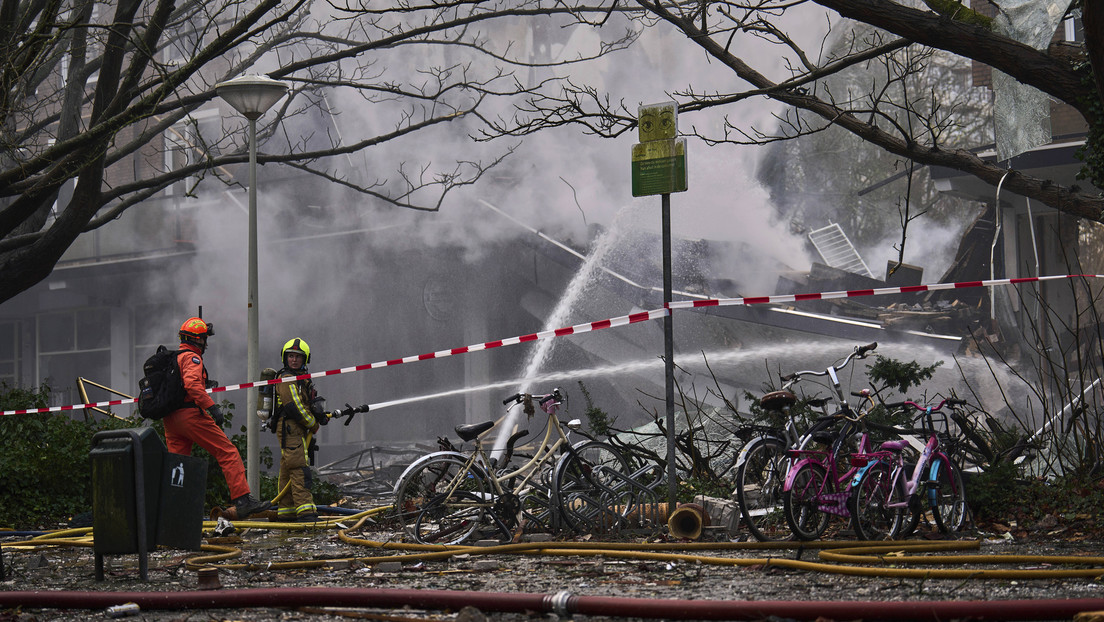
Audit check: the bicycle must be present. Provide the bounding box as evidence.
[391,388,635,544]
[848,397,969,540]
[775,342,881,540]
[732,389,834,541]
[733,343,881,541]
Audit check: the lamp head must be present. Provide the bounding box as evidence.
[215,75,288,120]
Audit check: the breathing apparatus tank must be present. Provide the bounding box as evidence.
[258,367,277,425]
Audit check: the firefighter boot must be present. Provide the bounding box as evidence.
[232,494,272,518]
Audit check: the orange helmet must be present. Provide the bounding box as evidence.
[179,317,214,350]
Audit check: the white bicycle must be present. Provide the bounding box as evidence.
[391,389,636,544]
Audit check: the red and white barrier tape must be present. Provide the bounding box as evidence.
[4,273,1099,415]
[667,273,1100,309]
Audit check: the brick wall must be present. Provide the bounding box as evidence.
[969,0,999,88]
[968,0,1087,140]
[1052,100,1089,138]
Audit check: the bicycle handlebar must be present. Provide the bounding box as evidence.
[881,397,969,437]
[779,342,878,383]
[891,397,968,413]
[502,388,564,406]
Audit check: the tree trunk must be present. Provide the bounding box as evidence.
[1084,1,1104,110]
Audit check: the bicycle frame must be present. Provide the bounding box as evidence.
[904,434,943,504]
[784,426,872,516]
[475,399,575,497]
[735,398,823,464]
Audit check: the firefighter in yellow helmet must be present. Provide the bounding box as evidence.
[272,337,328,522]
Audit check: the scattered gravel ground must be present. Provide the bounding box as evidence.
[4,513,1104,622]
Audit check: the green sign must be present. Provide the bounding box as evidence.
[631,138,687,197]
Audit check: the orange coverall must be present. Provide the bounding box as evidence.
[162,342,250,500]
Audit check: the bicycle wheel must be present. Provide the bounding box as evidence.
[783,462,830,541]
[392,453,493,544]
[736,436,793,541]
[930,456,968,534]
[412,488,488,545]
[849,461,903,540]
[552,440,633,534]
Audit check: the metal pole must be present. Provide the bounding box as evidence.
[246,116,260,494]
[662,193,676,509]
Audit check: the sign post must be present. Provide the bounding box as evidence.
[631,102,688,511]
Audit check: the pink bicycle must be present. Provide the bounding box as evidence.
[780,410,876,540]
[779,343,880,540]
[848,398,969,540]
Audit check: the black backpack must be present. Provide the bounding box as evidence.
[137,345,191,420]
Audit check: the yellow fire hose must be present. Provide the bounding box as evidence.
[7,507,1104,581]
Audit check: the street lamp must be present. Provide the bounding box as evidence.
[215,75,288,494]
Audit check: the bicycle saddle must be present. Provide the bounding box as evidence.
[759,390,797,411]
[455,420,494,441]
[879,439,910,452]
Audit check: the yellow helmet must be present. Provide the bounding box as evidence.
[282,337,311,365]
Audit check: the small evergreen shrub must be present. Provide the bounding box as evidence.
[0,382,129,528]
[0,385,296,528]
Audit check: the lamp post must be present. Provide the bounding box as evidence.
[215,75,288,494]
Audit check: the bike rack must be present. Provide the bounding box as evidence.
[613,463,666,533]
[559,463,666,536]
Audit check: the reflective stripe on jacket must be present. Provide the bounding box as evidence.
[275,371,317,430]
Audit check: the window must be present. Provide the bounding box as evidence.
[1064,9,1083,43]
[37,309,111,407]
[165,111,220,197]
[0,321,18,386]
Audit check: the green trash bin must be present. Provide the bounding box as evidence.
[90,427,164,556]
[90,427,209,580]
[156,452,207,551]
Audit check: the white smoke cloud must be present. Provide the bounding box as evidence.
[146,6,882,454]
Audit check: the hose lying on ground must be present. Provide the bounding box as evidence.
[3,587,1104,621]
[6,508,1104,620]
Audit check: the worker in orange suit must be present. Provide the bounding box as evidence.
[162,317,271,519]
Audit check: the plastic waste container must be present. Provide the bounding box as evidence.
[90,427,164,556]
[156,452,207,550]
[90,427,207,580]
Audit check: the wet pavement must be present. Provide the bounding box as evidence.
[4,512,1104,621]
